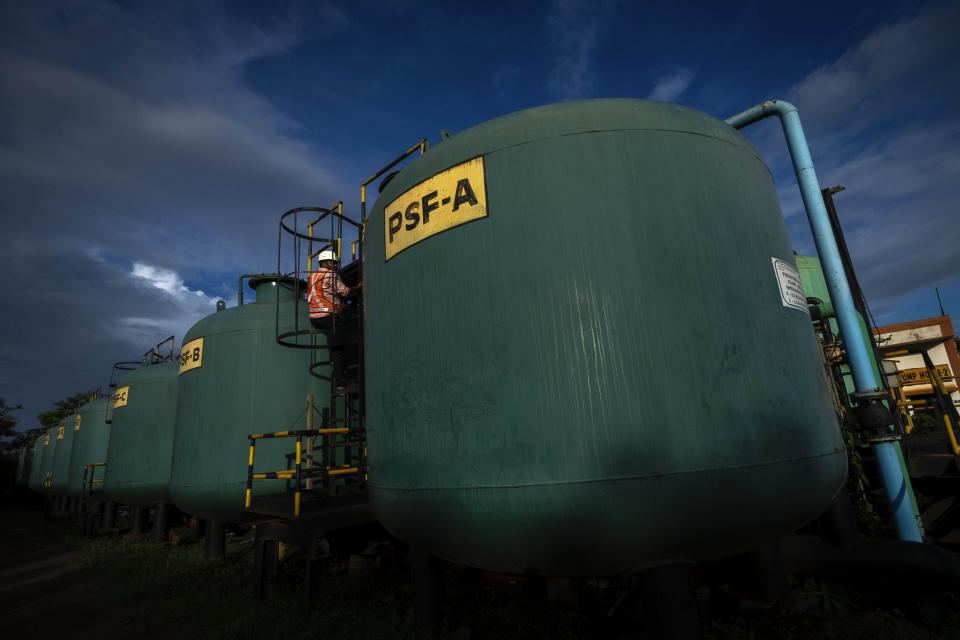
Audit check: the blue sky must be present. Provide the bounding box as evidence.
[1,0,958,425]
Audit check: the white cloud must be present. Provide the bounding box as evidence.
[762,4,960,323]
[123,262,218,348]
[789,4,959,141]
[545,0,617,100]
[131,262,212,301]
[647,68,695,102]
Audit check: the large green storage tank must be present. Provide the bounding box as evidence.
[28,436,45,491]
[104,361,178,506]
[66,397,112,497]
[38,427,57,492]
[170,276,327,523]
[49,416,76,494]
[363,99,847,576]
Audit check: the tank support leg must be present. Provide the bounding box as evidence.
[817,489,859,547]
[84,502,99,537]
[101,501,117,532]
[254,539,279,601]
[152,502,172,542]
[747,542,790,603]
[205,520,226,559]
[411,550,444,638]
[640,563,701,640]
[131,506,149,535]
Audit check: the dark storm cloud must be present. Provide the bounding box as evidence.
[0,2,345,424]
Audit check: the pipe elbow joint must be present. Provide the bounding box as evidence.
[725,99,799,129]
[759,99,798,118]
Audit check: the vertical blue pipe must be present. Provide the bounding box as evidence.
[725,100,923,543]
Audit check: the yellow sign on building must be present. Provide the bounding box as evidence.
[898,364,952,386]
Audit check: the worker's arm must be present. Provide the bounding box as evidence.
[333,274,351,297]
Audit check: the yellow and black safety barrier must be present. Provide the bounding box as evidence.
[245,427,365,518]
[82,462,106,495]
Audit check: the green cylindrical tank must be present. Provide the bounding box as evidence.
[28,436,45,491]
[66,398,112,497]
[17,445,34,486]
[38,427,58,493]
[49,416,77,494]
[170,276,326,523]
[104,361,178,506]
[364,99,847,576]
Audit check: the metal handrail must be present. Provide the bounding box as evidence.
[244,426,365,518]
[144,336,175,363]
[359,138,427,222]
[82,462,106,495]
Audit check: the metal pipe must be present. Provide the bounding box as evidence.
[725,99,923,543]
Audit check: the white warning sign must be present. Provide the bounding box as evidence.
[772,258,809,313]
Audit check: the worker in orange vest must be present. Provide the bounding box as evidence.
[308,250,360,381]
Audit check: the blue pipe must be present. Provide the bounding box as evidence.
[725,100,923,543]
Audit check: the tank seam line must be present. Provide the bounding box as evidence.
[368,446,846,492]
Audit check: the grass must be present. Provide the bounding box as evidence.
[73,531,414,639]
[66,530,960,640]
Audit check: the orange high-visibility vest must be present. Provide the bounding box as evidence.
[308,269,344,318]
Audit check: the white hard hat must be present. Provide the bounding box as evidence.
[317,250,338,263]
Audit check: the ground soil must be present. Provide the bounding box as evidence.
[0,504,176,639]
[2,500,959,639]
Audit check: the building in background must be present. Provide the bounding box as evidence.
[875,315,959,408]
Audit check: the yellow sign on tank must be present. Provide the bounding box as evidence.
[384,156,488,261]
[74,415,81,431]
[179,337,204,375]
[56,426,64,440]
[113,386,130,408]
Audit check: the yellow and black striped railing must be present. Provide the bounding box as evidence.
[245,428,365,518]
[82,462,106,495]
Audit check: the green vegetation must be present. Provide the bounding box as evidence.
[66,531,960,640]
[73,531,415,640]
[0,397,23,453]
[0,390,96,453]
[37,390,96,430]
